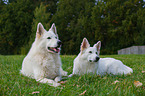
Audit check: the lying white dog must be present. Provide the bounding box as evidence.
[21,23,67,87]
[70,38,133,76]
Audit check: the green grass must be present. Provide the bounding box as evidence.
[0,55,144,96]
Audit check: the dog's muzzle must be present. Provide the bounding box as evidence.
[94,57,100,62]
[89,57,100,62]
[47,40,62,53]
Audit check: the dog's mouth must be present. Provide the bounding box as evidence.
[48,47,60,53]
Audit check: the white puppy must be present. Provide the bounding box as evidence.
[21,23,67,87]
[70,38,133,76]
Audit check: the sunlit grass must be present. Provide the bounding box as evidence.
[0,55,144,95]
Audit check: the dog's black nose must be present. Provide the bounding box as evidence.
[96,57,100,61]
[89,60,92,62]
[57,40,62,46]
[95,57,100,62]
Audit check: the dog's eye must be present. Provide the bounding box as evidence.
[89,51,92,53]
[96,52,98,54]
[55,37,57,39]
[47,37,51,39]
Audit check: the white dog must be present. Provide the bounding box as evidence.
[70,38,133,76]
[21,23,67,87]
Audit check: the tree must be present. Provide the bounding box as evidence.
[0,0,58,55]
[0,0,144,55]
[53,0,95,54]
[0,0,35,54]
[91,0,145,54]
[134,7,145,45]
[0,0,5,9]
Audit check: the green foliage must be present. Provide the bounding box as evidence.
[0,55,144,95]
[53,0,145,55]
[23,3,51,54]
[0,0,145,55]
[53,0,96,54]
[23,1,58,55]
[32,3,51,34]
[0,0,6,12]
[0,0,35,55]
[91,0,145,54]
[134,8,145,45]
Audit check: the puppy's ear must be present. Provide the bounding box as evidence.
[81,38,90,51]
[93,41,101,55]
[36,23,45,38]
[49,23,58,36]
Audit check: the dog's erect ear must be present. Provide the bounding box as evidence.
[93,41,101,55]
[81,38,90,51]
[36,23,45,38]
[49,23,58,36]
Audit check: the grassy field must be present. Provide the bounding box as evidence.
[0,55,144,96]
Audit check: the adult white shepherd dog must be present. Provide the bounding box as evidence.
[69,38,133,77]
[21,23,67,87]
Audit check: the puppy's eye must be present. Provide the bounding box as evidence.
[89,51,92,53]
[55,37,57,39]
[96,52,98,54]
[47,37,51,39]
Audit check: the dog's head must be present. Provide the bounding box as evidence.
[80,38,101,63]
[36,23,61,54]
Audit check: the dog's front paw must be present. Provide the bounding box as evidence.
[53,82,61,87]
[61,70,68,76]
[63,71,68,76]
[54,77,61,82]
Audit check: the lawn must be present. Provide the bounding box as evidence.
[0,55,144,96]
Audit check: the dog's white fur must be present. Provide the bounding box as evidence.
[21,23,67,87]
[70,38,133,76]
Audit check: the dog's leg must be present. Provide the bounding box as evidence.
[37,78,60,87]
[60,67,68,76]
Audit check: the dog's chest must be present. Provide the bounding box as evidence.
[38,55,60,79]
[85,63,97,73]
[79,61,97,74]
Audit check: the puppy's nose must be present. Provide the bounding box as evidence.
[95,57,100,62]
[57,40,62,46]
